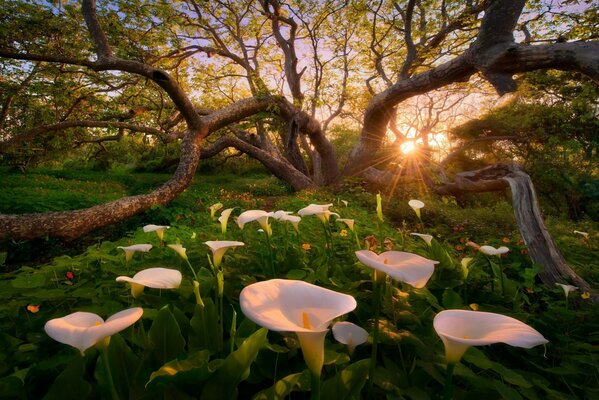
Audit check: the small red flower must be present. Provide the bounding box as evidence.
[521,249,529,255]
[456,245,464,251]
[66,271,74,280]
[502,237,510,243]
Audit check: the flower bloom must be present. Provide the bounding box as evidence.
[433,310,547,364]
[460,257,474,279]
[143,225,170,241]
[581,292,591,299]
[479,245,509,256]
[279,214,301,232]
[205,240,245,267]
[27,304,40,313]
[208,203,223,219]
[376,193,384,222]
[237,210,272,236]
[355,250,438,288]
[555,283,578,298]
[466,240,480,251]
[410,233,433,246]
[45,308,143,353]
[332,321,368,353]
[298,204,338,224]
[573,230,589,239]
[167,244,188,260]
[408,199,425,218]
[336,218,355,232]
[116,268,182,297]
[218,208,235,234]
[66,271,74,280]
[269,210,293,220]
[302,243,311,251]
[117,244,152,262]
[239,279,356,377]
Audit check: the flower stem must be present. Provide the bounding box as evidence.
[185,259,198,281]
[368,271,383,397]
[102,349,120,400]
[310,370,321,400]
[443,363,455,400]
[265,234,276,277]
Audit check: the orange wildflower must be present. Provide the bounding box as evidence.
[27,304,40,313]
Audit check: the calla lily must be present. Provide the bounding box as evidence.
[117,244,152,262]
[205,240,245,267]
[332,321,369,353]
[337,218,355,232]
[116,268,182,297]
[237,210,272,236]
[433,310,548,364]
[555,283,578,298]
[167,244,188,260]
[341,200,348,207]
[355,250,438,288]
[479,245,509,256]
[408,199,424,218]
[143,224,170,241]
[239,279,356,377]
[280,214,301,232]
[461,257,474,279]
[269,210,293,220]
[410,232,433,246]
[45,308,143,353]
[218,208,235,234]
[209,202,223,219]
[573,230,589,239]
[376,193,384,222]
[298,204,338,224]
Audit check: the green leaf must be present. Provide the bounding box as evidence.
[148,305,186,367]
[429,240,455,270]
[12,272,47,289]
[286,269,306,279]
[321,358,370,400]
[253,370,310,399]
[464,348,532,388]
[442,288,463,309]
[43,356,91,400]
[189,300,223,354]
[95,334,140,400]
[201,328,268,400]
[147,350,212,388]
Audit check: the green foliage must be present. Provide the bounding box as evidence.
[0,170,598,399]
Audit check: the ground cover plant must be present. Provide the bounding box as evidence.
[1,169,598,400]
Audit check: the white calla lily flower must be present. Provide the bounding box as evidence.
[336,218,355,232]
[167,244,188,260]
[555,283,578,298]
[237,210,272,236]
[116,267,182,297]
[44,308,143,353]
[479,245,509,256]
[205,240,245,267]
[279,214,301,232]
[355,250,438,288]
[143,224,170,241]
[218,208,235,234]
[408,199,425,218]
[573,230,589,239]
[298,203,337,224]
[332,321,369,353]
[433,310,548,364]
[117,244,152,262]
[270,210,293,220]
[410,232,433,246]
[208,203,223,219]
[240,279,356,377]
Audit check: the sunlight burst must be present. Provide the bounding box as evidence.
[400,141,416,154]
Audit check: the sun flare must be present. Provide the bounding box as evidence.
[400,141,416,154]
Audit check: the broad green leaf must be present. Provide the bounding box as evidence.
[442,288,463,309]
[429,240,454,270]
[321,358,370,400]
[12,272,47,289]
[43,356,91,400]
[189,300,223,354]
[464,348,532,388]
[253,370,310,400]
[147,350,212,388]
[286,269,306,279]
[201,328,268,400]
[95,334,140,400]
[148,305,186,367]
